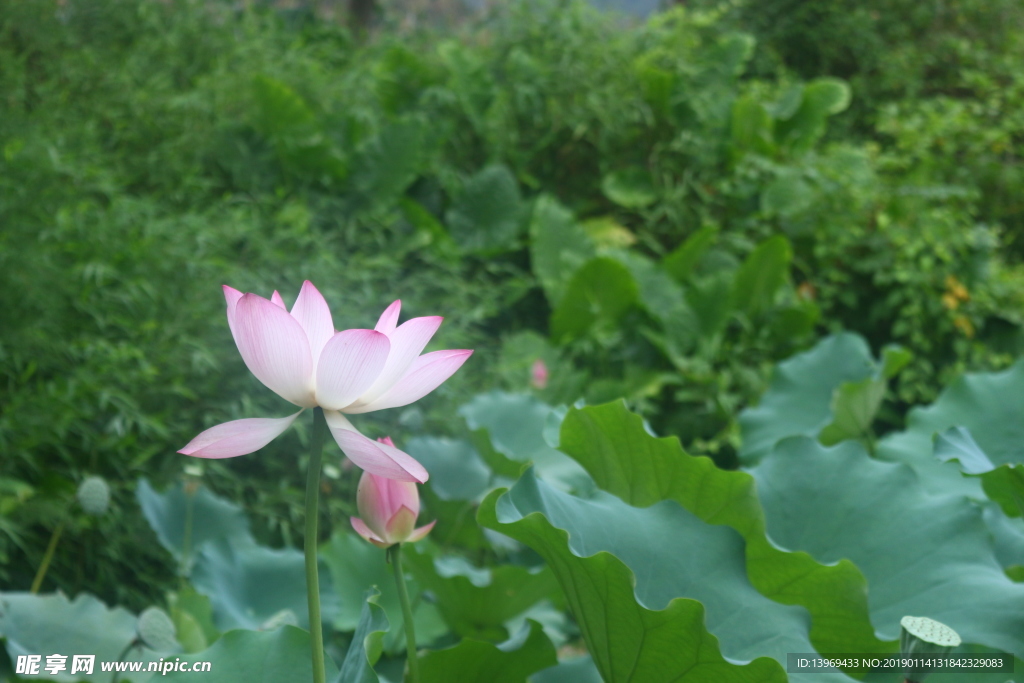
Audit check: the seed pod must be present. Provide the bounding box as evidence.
[899,616,961,683]
[136,607,178,652]
[76,476,110,516]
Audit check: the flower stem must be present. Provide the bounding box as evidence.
[31,517,66,593]
[181,484,195,583]
[389,544,420,683]
[305,408,328,683]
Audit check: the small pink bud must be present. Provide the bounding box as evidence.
[531,359,549,389]
[350,446,435,548]
[377,436,396,447]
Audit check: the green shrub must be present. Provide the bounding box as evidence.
[2,0,1023,606]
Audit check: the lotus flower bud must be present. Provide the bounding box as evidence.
[350,437,435,548]
[76,476,110,516]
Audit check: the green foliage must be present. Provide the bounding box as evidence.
[731,235,792,315]
[935,427,1024,519]
[403,547,560,640]
[7,366,1024,679]
[750,438,1024,654]
[550,258,639,344]
[0,592,170,682]
[479,474,791,683]
[191,539,312,632]
[321,532,447,654]
[739,333,876,462]
[459,391,588,490]
[136,479,250,575]
[558,401,883,658]
[417,620,557,683]
[710,0,1024,331]
[334,589,389,683]
[162,626,339,683]
[445,165,525,253]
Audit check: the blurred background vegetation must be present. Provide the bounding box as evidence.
[2,0,1023,614]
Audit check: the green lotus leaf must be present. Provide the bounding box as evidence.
[608,250,687,323]
[480,468,820,683]
[319,532,446,653]
[738,333,876,463]
[405,436,492,501]
[935,427,1024,518]
[887,359,1024,467]
[984,465,1024,519]
[878,360,1024,500]
[0,592,187,681]
[190,537,321,632]
[333,589,389,683]
[459,391,588,492]
[403,545,560,639]
[503,600,571,650]
[136,607,180,653]
[818,375,887,446]
[750,437,1024,654]
[559,401,883,658]
[982,504,1024,570]
[168,588,219,654]
[418,620,557,683]
[136,478,251,570]
[161,626,338,683]
[935,426,995,474]
[635,61,675,118]
[530,655,603,683]
[251,74,316,135]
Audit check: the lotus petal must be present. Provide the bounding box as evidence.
[374,300,401,336]
[324,411,428,482]
[352,316,443,407]
[232,293,316,407]
[178,411,303,459]
[347,349,473,413]
[290,280,334,367]
[350,517,389,548]
[223,285,244,311]
[385,506,417,542]
[223,285,244,337]
[315,329,390,410]
[406,520,436,543]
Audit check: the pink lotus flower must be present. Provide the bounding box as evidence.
[178,282,473,482]
[530,359,549,389]
[350,438,435,548]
